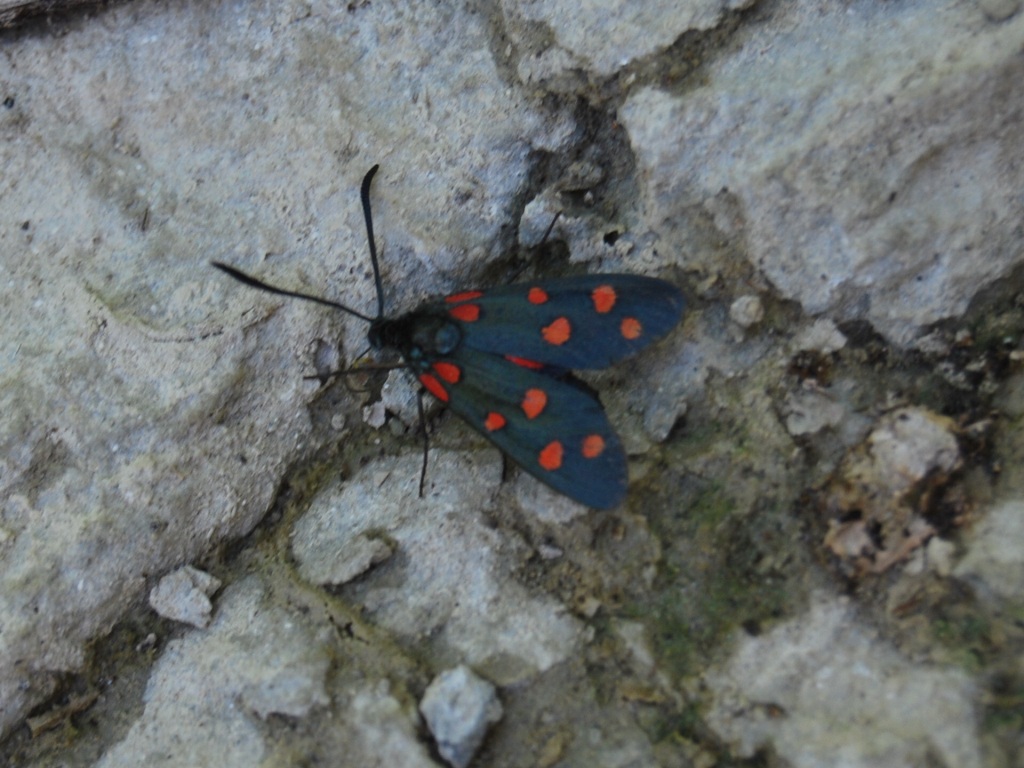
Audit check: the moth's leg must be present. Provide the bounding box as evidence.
[303,365,407,396]
[417,388,430,498]
[509,211,563,283]
[538,210,562,246]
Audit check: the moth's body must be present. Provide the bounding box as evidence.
[213,165,684,509]
[368,310,462,371]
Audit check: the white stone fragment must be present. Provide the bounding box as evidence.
[362,401,387,430]
[643,395,687,444]
[299,532,395,587]
[783,390,846,436]
[613,620,655,672]
[924,536,957,577]
[148,566,222,629]
[380,369,422,427]
[729,295,764,329]
[864,407,961,488]
[792,319,848,355]
[420,666,503,768]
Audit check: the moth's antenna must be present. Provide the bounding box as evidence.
[211,262,375,323]
[360,164,385,320]
[211,165,390,324]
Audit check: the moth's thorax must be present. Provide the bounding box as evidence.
[368,309,462,371]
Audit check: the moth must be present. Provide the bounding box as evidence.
[214,165,683,508]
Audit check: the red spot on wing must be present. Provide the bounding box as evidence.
[539,441,564,471]
[505,355,544,370]
[542,317,571,345]
[521,388,547,419]
[591,285,617,314]
[484,412,506,431]
[449,303,481,322]
[620,317,642,340]
[433,362,461,383]
[446,291,483,303]
[528,286,549,304]
[582,434,606,458]
[419,373,449,402]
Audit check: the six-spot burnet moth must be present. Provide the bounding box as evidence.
[213,165,684,509]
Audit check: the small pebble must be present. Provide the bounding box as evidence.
[149,566,222,628]
[729,295,764,328]
[792,318,847,354]
[420,666,503,768]
[362,401,386,429]
[783,390,845,436]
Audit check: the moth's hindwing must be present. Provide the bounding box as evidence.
[439,274,684,370]
[418,350,627,509]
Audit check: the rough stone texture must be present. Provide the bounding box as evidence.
[620,0,1024,346]
[703,595,984,768]
[292,450,584,684]
[0,0,1020,764]
[96,577,331,768]
[507,0,757,85]
[96,577,437,768]
[0,0,574,739]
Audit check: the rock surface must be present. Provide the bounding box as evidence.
[0,0,1021,766]
[703,595,983,768]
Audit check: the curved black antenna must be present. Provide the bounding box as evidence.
[211,262,375,323]
[212,165,387,323]
[360,164,385,320]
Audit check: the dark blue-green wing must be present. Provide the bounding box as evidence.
[417,351,627,509]
[436,274,683,370]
